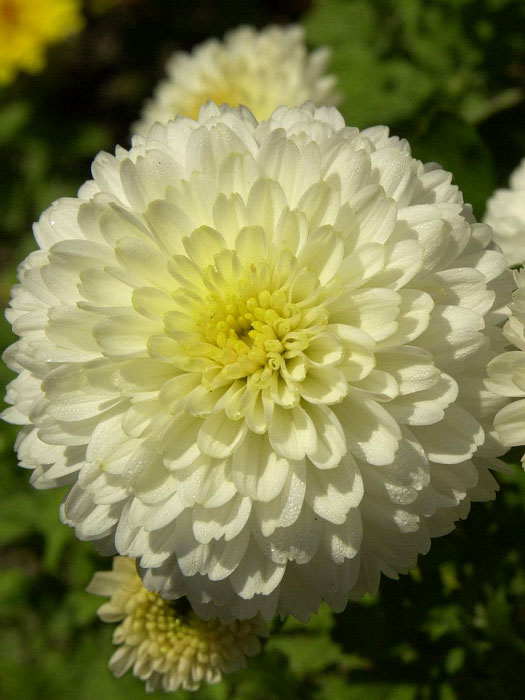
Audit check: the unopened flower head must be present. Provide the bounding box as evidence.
[3,103,512,622]
[88,556,267,692]
[484,157,525,267]
[0,0,83,86]
[133,24,340,136]
[486,268,525,462]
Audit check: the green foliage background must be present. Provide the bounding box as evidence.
[0,1,524,698]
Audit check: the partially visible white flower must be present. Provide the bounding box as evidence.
[3,102,513,623]
[484,158,525,267]
[88,556,268,692]
[486,268,525,460]
[133,24,339,136]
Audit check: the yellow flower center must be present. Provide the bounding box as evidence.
[185,86,246,120]
[197,290,302,375]
[174,251,332,399]
[121,587,226,661]
[194,284,310,389]
[1,1,19,24]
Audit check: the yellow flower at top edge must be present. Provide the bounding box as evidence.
[0,0,84,86]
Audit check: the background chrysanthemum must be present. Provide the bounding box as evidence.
[0,0,84,86]
[88,556,268,692]
[484,158,525,267]
[486,268,525,461]
[133,24,340,136]
[2,102,513,622]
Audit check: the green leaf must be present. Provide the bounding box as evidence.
[304,0,434,127]
[315,676,418,700]
[0,101,31,143]
[444,647,466,675]
[268,632,345,679]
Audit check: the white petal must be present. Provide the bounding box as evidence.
[376,346,438,395]
[324,508,363,564]
[206,529,251,580]
[114,236,176,291]
[255,459,306,537]
[232,431,288,501]
[182,225,227,268]
[297,225,344,285]
[306,454,363,523]
[329,288,400,342]
[268,405,317,460]
[306,404,347,470]
[93,311,162,357]
[389,374,458,426]
[192,494,252,543]
[494,398,525,446]
[230,541,286,598]
[246,178,287,233]
[297,180,340,230]
[254,506,321,564]
[299,366,348,405]
[197,412,248,458]
[336,395,401,466]
[412,405,484,464]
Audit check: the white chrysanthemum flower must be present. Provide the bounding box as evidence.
[88,556,268,692]
[486,268,525,461]
[484,157,525,267]
[133,24,339,136]
[3,103,513,622]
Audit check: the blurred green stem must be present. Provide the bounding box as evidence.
[462,87,523,124]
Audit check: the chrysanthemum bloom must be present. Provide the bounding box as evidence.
[0,0,84,86]
[484,158,525,267]
[3,103,513,621]
[88,556,268,692]
[133,25,339,136]
[486,268,525,461]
